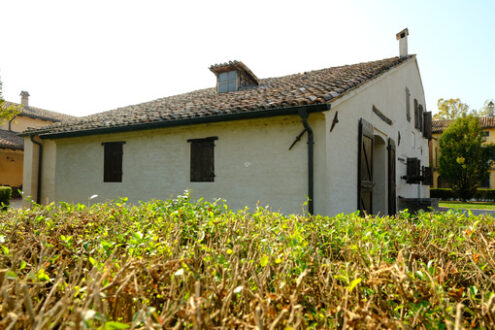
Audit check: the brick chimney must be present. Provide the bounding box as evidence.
[20,90,30,106]
[396,28,409,59]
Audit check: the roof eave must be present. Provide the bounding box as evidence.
[0,145,24,151]
[28,103,331,139]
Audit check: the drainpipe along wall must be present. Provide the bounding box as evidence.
[298,109,315,215]
[30,135,43,204]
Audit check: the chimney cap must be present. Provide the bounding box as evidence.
[20,90,30,97]
[396,28,409,40]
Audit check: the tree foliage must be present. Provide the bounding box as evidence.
[473,99,495,117]
[433,98,470,120]
[0,79,21,124]
[438,115,493,200]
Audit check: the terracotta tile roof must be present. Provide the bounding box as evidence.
[433,117,495,133]
[0,129,24,150]
[432,119,452,133]
[4,101,76,122]
[25,56,411,137]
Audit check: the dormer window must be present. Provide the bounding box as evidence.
[210,60,259,94]
[218,71,237,93]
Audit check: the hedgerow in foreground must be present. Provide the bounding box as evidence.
[1,193,494,329]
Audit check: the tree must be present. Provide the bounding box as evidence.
[472,99,495,117]
[438,115,493,200]
[434,98,470,120]
[0,77,21,124]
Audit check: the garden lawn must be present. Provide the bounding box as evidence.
[439,201,495,210]
[1,193,495,329]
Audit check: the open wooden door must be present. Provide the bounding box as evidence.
[358,118,374,215]
[387,138,396,215]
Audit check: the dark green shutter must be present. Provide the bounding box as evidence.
[387,138,396,215]
[358,118,374,215]
[406,157,421,183]
[103,142,124,182]
[423,111,432,140]
[189,137,217,182]
[414,99,419,129]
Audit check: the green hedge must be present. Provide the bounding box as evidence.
[1,194,495,328]
[430,188,455,200]
[430,188,495,201]
[475,188,495,201]
[0,186,12,209]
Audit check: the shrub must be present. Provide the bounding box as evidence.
[0,186,12,209]
[474,188,495,201]
[430,188,455,200]
[0,194,494,328]
[431,188,495,201]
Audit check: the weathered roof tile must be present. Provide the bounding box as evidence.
[0,129,24,150]
[26,56,410,136]
[5,102,76,122]
[433,117,495,133]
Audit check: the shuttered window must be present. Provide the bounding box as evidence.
[387,138,396,215]
[405,88,411,122]
[418,104,424,132]
[406,157,421,183]
[423,111,432,139]
[414,99,419,129]
[103,142,125,182]
[358,119,374,215]
[188,137,217,182]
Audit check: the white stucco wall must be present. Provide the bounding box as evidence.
[52,114,326,214]
[321,56,429,216]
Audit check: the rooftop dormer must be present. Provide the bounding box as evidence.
[209,60,259,93]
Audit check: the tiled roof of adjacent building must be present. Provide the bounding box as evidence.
[0,129,24,150]
[4,101,76,122]
[25,56,412,137]
[433,117,495,133]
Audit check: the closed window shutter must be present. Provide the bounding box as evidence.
[419,104,424,132]
[423,111,432,140]
[189,137,217,182]
[414,99,419,129]
[387,138,396,215]
[103,142,124,182]
[358,118,374,215]
[405,88,411,122]
[406,157,420,183]
[422,166,433,186]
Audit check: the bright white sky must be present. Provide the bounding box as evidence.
[1,0,494,117]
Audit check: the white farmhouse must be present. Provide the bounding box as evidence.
[21,29,431,216]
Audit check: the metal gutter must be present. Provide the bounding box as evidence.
[297,105,330,216]
[30,103,330,139]
[30,136,43,204]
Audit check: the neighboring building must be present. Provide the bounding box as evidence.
[21,29,431,216]
[431,116,495,189]
[0,91,74,191]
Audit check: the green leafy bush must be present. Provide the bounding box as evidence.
[430,188,455,200]
[0,186,12,209]
[431,188,495,201]
[474,188,495,201]
[0,193,494,328]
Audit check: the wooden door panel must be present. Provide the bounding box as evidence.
[388,138,396,215]
[358,119,374,215]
